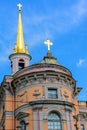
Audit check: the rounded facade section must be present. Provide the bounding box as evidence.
[12,63,76,130]
[12,63,75,105]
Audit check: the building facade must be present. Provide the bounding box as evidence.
[0,4,87,130]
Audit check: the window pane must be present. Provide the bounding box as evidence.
[81,124,85,130]
[48,113,62,130]
[48,89,58,99]
[20,120,26,130]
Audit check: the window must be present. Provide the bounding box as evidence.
[81,124,85,130]
[18,59,25,70]
[48,89,58,99]
[48,112,62,130]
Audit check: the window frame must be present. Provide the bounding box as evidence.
[48,112,62,130]
[20,120,26,130]
[81,124,85,130]
[48,88,58,99]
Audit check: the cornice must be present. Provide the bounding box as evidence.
[29,99,74,107]
[14,99,74,114]
[12,70,75,91]
[13,63,72,79]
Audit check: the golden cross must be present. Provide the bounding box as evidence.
[17,3,22,11]
[44,39,53,51]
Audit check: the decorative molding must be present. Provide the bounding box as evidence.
[13,72,75,94]
[15,111,29,120]
[33,90,40,98]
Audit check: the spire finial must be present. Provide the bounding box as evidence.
[17,3,22,11]
[44,39,53,51]
[14,4,28,54]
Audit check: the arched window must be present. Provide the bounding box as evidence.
[20,120,26,130]
[81,124,85,130]
[18,59,25,70]
[48,112,62,130]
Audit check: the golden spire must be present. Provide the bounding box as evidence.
[14,3,28,54]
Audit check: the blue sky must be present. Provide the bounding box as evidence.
[0,0,87,100]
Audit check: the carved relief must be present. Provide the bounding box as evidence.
[17,91,28,107]
[33,90,40,99]
[63,91,69,98]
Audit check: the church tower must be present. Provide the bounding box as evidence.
[9,4,31,74]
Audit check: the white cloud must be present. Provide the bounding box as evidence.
[77,59,86,67]
[70,0,87,24]
[22,0,87,46]
[0,41,12,63]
